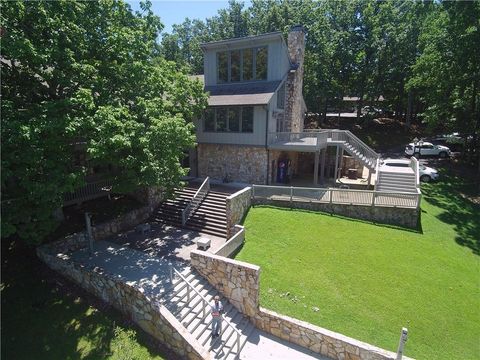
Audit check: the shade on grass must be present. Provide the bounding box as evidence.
[235,178,480,360]
[1,241,166,360]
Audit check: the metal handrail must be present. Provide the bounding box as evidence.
[171,267,242,354]
[182,177,210,226]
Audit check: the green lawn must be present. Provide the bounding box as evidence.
[1,240,167,360]
[235,175,480,360]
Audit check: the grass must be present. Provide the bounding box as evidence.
[235,174,480,360]
[1,239,168,360]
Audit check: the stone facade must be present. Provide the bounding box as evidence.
[284,25,306,133]
[253,198,419,229]
[37,241,209,360]
[190,250,260,319]
[197,144,268,184]
[225,187,252,237]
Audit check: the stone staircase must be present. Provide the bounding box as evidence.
[154,187,228,238]
[376,171,418,193]
[162,267,255,360]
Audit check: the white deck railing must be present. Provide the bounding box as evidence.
[170,266,242,354]
[252,184,421,209]
[268,129,380,167]
[182,177,210,226]
[410,157,420,189]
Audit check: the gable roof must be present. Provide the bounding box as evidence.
[205,80,282,106]
[200,32,284,51]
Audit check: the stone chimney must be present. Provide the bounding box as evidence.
[284,25,306,133]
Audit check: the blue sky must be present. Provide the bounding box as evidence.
[126,1,251,35]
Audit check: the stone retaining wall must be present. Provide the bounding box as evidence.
[253,308,411,360]
[189,251,414,360]
[225,187,251,238]
[214,225,245,258]
[37,244,209,360]
[253,198,419,229]
[190,250,260,319]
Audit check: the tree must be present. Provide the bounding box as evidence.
[1,0,207,244]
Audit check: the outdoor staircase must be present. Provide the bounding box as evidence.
[154,187,228,238]
[375,171,418,193]
[342,142,377,171]
[162,267,255,360]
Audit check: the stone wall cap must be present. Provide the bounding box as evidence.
[191,249,260,272]
[226,186,252,200]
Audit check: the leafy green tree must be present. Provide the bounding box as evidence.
[408,1,480,135]
[1,0,207,244]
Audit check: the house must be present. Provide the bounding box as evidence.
[190,26,379,187]
[190,26,308,185]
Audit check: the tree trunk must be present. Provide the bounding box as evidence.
[406,90,413,127]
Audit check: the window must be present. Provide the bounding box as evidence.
[242,48,253,81]
[217,51,228,83]
[277,83,285,109]
[216,46,268,83]
[255,47,268,80]
[230,50,241,82]
[241,107,254,132]
[204,108,215,131]
[216,107,227,131]
[204,107,254,133]
[228,108,240,132]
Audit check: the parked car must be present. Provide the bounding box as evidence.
[381,159,439,182]
[429,133,464,152]
[404,141,451,158]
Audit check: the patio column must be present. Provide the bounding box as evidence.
[334,145,339,187]
[320,148,326,184]
[313,151,319,185]
[367,169,372,189]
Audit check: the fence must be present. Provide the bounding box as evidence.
[252,184,421,209]
[63,178,114,206]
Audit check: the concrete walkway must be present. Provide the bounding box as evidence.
[71,241,330,360]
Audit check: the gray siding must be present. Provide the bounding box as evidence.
[196,106,267,146]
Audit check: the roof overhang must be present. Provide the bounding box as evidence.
[205,80,282,106]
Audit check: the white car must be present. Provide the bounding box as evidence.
[405,142,451,158]
[381,159,439,182]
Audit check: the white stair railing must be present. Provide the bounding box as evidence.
[170,267,242,355]
[182,177,210,226]
[343,130,380,167]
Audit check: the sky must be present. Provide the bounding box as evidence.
[126,1,252,35]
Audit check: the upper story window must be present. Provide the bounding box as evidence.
[217,46,268,83]
[204,106,254,133]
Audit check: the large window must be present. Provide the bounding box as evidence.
[217,46,268,83]
[204,106,254,133]
[217,51,228,83]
